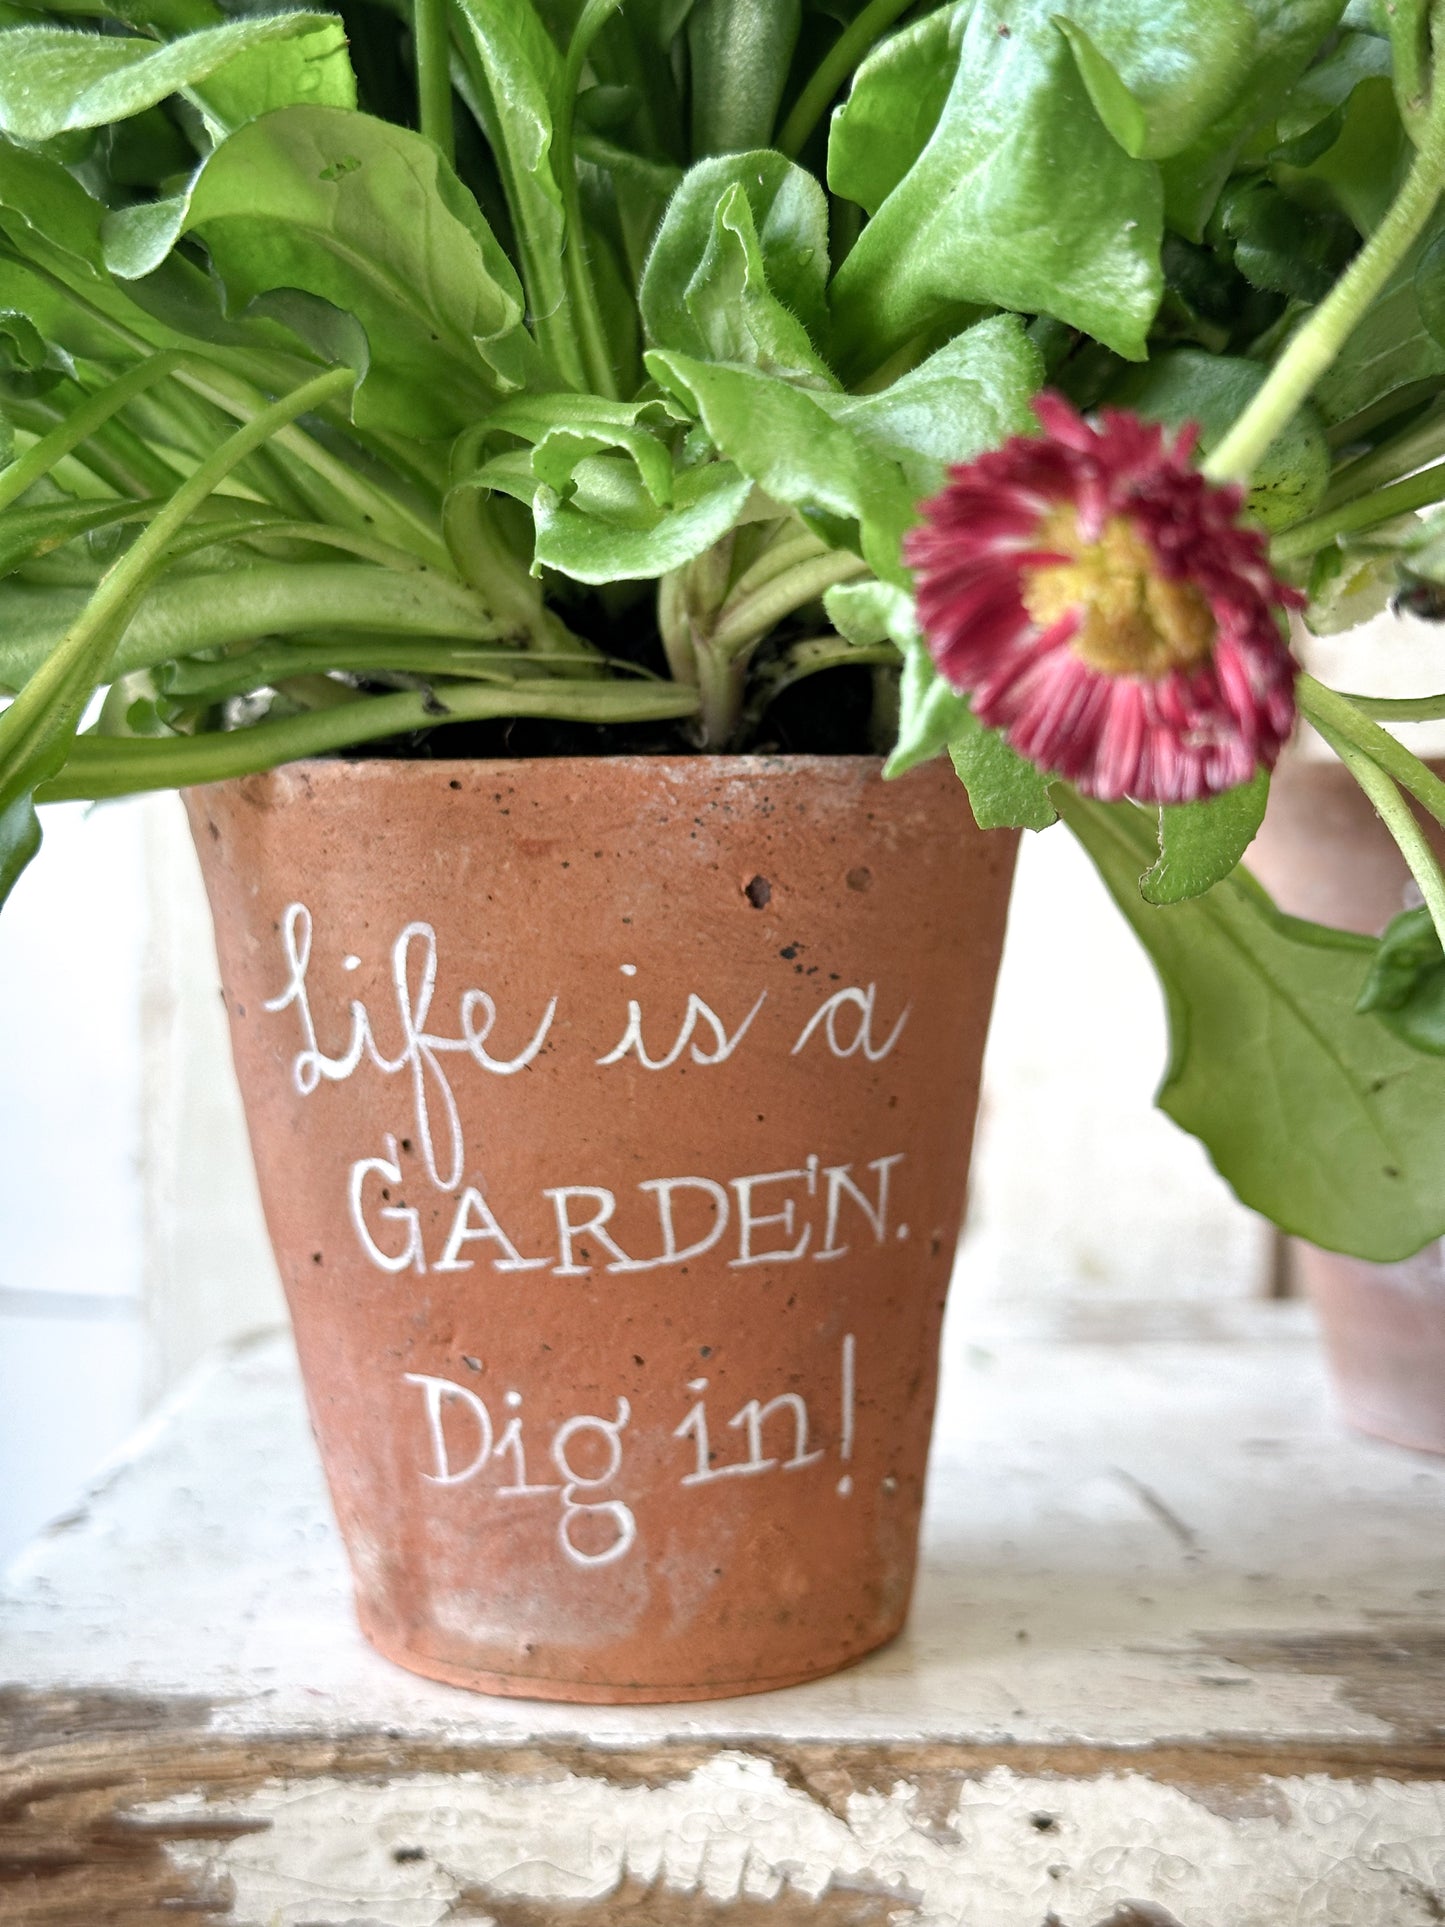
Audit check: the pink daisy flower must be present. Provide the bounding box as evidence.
[904,393,1303,805]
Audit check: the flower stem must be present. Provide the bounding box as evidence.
[1340,689,1445,721]
[1298,672,1445,828]
[776,0,916,158]
[1311,714,1445,954]
[0,355,181,514]
[0,367,356,805]
[1204,57,1445,486]
[413,0,455,164]
[39,679,701,800]
[553,0,626,400]
[1271,458,1445,562]
[711,548,869,655]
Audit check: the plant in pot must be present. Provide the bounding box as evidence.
[6,0,1445,1702]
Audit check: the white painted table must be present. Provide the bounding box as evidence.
[2,1301,1443,1925]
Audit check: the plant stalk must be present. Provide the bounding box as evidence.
[0,356,181,515]
[1311,715,1445,954]
[1205,57,1445,485]
[777,0,916,158]
[1272,458,1445,562]
[1298,672,1445,829]
[413,0,456,164]
[41,679,701,799]
[0,367,357,805]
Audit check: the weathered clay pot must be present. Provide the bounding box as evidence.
[1248,755,1445,1455]
[187,756,1015,1700]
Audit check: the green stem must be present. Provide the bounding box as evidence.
[1298,672,1445,829]
[1204,64,1445,484]
[776,0,915,158]
[171,363,453,571]
[553,0,626,400]
[0,368,355,802]
[40,680,701,799]
[1271,458,1445,562]
[0,356,181,514]
[1312,714,1445,953]
[1341,689,1445,721]
[711,549,869,656]
[1322,401,1445,511]
[413,0,455,163]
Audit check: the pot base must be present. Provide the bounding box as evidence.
[357,1608,901,1704]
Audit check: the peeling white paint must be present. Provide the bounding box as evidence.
[147,1755,1445,1927]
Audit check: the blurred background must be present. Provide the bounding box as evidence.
[0,777,1274,1566]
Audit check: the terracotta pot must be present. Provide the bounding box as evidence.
[1248,755,1445,1455]
[187,755,1015,1701]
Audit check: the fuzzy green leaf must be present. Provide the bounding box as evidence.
[1109,348,1329,529]
[1141,768,1271,905]
[1357,904,1445,1053]
[1065,790,1445,1261]
[816,313,1043,496]
[686,0,800,155]
[1052,0,1258,161]
[0,16,353,141]
[531,457,754,581]
[827,4,961,219]
[647,348,918,583]
[102,106,541,435]
[639,150,832,385]
[827,0,1163,381]
[1159,0,1347,240]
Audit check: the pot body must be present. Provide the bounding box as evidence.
[1248,756,1445,1455]
[187,755,1016,1700]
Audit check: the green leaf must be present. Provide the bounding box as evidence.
[1108,348,1329,529]
[639,150,832,385]
[1159,0,1347,240]
[450,0,575,383]
[1356,903,1445,1053]
[827,0,1164,380]
[1314,240,1445,433]
[1272,26,1391,141]
[0,788,41,912]
[1052,0,1258,161]
[1277,74,1406,235]
[886,633,969,775]
[646,347,917,584]
[532,456,754,580]
[827,3,961,219]
[0,307,73,398]
[817,313,1043,496]
[0,563,509,693]
[1210,175,1357,303]
[103,106,540,436]
[465,391,686,505]
[0,497,153,581]
[825,579,958,774]
[686,0,801,155]
[1141,768,1271,904]
[949,715,1058,831]
[1064,790,1445,1261]
[0,16,354,142]
[829,578,1055,826]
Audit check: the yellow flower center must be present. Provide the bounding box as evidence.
[1020,504,1216,679]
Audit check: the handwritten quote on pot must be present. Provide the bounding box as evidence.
[262,903,911,1570]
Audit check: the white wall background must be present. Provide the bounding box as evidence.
[0,787,1269,1566]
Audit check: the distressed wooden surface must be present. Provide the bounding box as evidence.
[2,1302,1443,1925]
